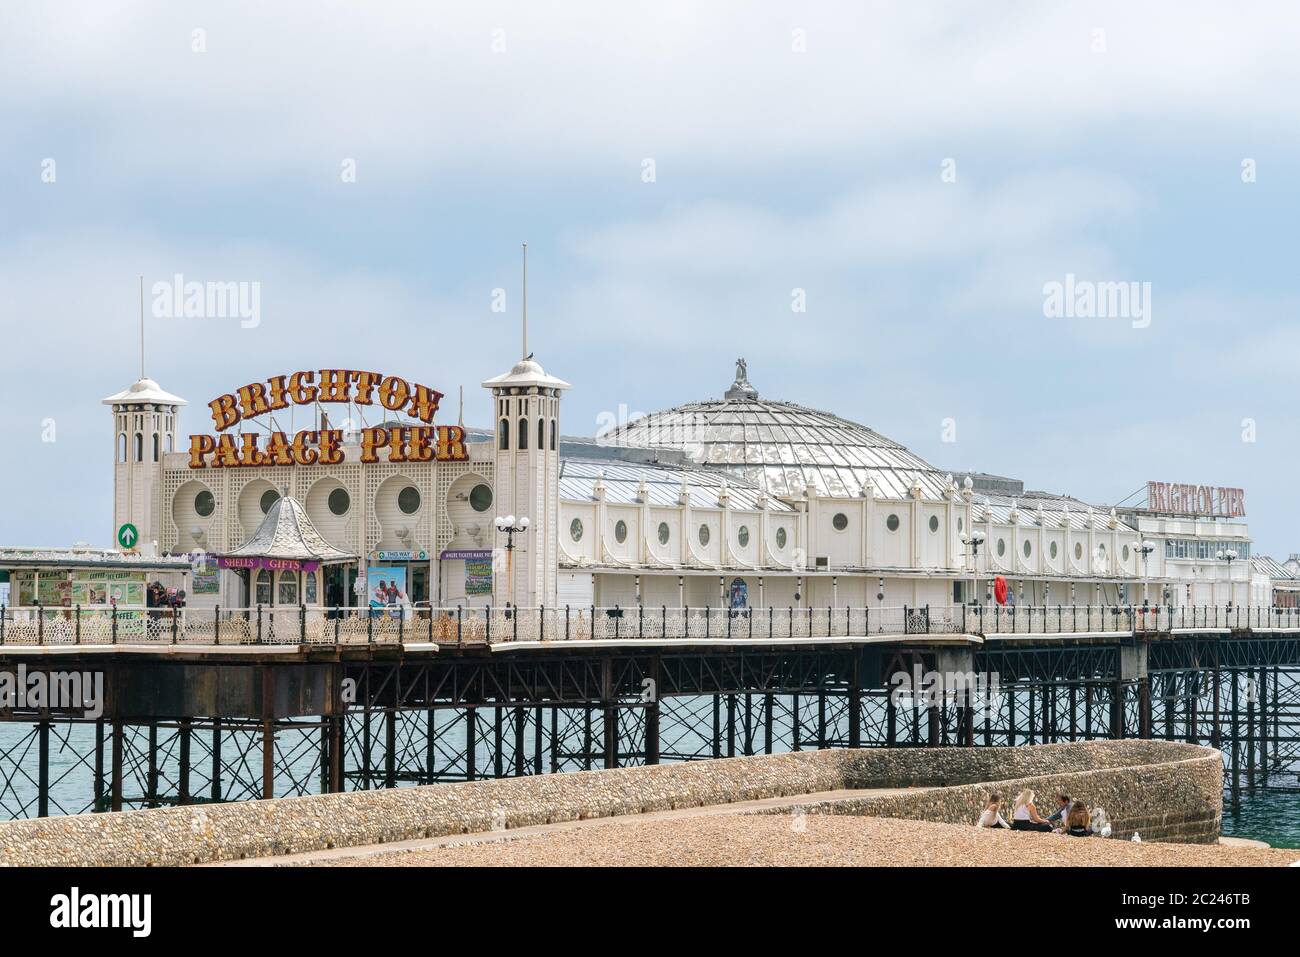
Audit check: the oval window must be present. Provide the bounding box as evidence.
[398,486,421,515]
[1050,541,1058,559]
[1122,544,1131,561]
[832,513,848,532]
[886,514,900,532]
[738,525,750,547]
[1075,542,1084,560]
[928,515,940,533]
[615,520,628,544]
[776,527,788,549]
[699,525,711,546]
[470,484,493,513]
[570,518,583,542]
[260,490,279,514]
[658,522,670,546]
[997,538,1006,557]
[1023,539,1032,558]
[328,487,350,516]
[958,516,964,533]
[194,490,215,517]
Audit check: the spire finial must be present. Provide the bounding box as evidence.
[139,275,146,379]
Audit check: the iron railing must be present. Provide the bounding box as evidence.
[1,602,1297,647]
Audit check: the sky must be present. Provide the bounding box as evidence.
[1,1,1297,554]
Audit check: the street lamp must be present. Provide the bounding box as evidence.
[1217,548,1238,611]
[961,532,985,608]
[493,514,530,615]
[1136,539,1156,606]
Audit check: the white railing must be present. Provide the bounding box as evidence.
[0,602,1294,647]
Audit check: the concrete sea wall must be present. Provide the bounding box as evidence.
[0,740,1221,866]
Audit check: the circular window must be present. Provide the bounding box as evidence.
[570,518,583,542]
[259,490,279,514]
[776,527,788,549]
[615,520,627,544]
[658,522,670,546]
[832,513,848,532]
[1075,542,1084,560]
[328,487,350,516]
[1023,539,1032,558]
[699,524,711,546]
[469,484,493,513]
[928,515,940,533]
[194,490,215,517]
[886,514,900,532]
[738,526,750,547]
[997,538,1006,557]
[398,486,421,515]
[1122,544,1131,561]
[1050,541,1058,559]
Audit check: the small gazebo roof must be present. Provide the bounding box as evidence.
[224,492,355,564]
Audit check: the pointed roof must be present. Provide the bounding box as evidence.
[102,377,188,406]
[223,493,355,563]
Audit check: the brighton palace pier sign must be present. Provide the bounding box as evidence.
[187,369,468,469]
[1146,481,1246,518]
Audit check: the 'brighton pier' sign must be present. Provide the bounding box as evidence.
[188,369,468,469]
[1146,481,1245,518]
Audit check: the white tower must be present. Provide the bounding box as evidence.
[481,358,569,609]
[103,377,187,552]
[481,243,570,608]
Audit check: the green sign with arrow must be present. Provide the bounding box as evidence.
[117,523,139,550]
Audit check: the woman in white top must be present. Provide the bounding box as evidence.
[1010,789,1054,832]
[976,792,1009,828]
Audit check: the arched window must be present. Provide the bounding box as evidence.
[498,419,509,450]
[165,434,173,454]
[134,433,143,462]
[255,570,272,605]
[518,418,529,450]
[117,434,127,463]
[550,419,557,450]
[538,418,545,450]
[152,433,160,461]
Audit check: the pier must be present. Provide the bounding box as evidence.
[1,602,1298,819]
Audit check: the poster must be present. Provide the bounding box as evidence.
[465,558,493,597]
[367,567,409,617]
[729,578,749,609]
[191,554,220,595]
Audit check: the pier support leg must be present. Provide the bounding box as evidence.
[179,718,191,805]
[37,719,49,818]
[111,719,123,813]
[385,710,396,788]
[93,719,105,813]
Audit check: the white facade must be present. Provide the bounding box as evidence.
[101,354,1251,614]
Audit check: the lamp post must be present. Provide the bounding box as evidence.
[493,514,530,616]
[1216,548,1238,611]
[961,532,985,609]
[1136,539,1155,607]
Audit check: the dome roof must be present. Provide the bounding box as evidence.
[101,377,187,406]
[605,360,950,501]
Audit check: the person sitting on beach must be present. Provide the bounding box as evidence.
[1046,792,1072,830]
[1010,789,1053,832]
[1066,802,1092,837]
[976,792,1009,829]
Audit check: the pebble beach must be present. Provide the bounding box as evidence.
[315,814,1300,868]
